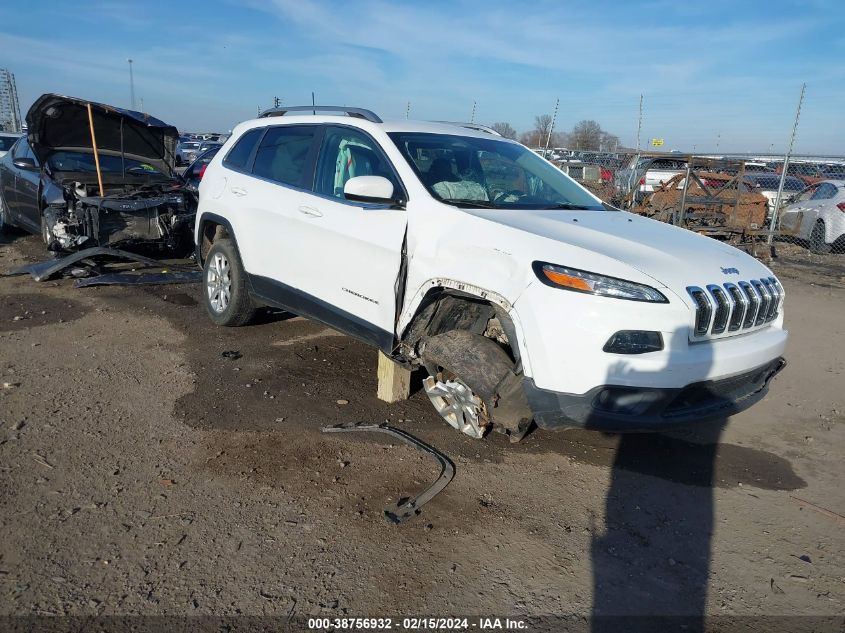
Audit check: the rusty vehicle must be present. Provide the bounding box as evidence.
[634,169,770,239]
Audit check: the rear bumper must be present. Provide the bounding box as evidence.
[524,357,786,432]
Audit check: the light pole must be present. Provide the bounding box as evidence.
[127,59,135,110]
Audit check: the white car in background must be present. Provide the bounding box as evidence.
[194,106,787,441]
[743,173,806,219]
[0,132,22,158]
[779,180,845,253]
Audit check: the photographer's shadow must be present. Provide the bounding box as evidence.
[588,327,725,632]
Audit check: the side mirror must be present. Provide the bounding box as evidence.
[343,176,395,204]
[13,157,37,170]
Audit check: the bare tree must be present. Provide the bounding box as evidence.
[534,114,553,147]
[570,120,603,150]
[517,115,554,149]
[490,122,517,140]
[599,131,620,152]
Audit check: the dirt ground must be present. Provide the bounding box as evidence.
[0,230,843,631]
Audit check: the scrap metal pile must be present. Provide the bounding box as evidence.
[638,170,768,231]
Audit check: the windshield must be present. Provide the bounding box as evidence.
[389,132,604,210]
[48,151,168,177]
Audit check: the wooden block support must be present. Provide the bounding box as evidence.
[377,351,411,403]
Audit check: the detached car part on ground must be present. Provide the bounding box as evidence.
[193,107,787,442]
[0,94,195,252]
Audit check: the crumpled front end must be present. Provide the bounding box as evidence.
[44,183,195,251]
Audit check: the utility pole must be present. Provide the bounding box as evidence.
[544,98,559,156]
[636,94,643,153]
[627,94,644,204]
[769,83,806,246]
[470,101,476,124]
[139,97,144,112]
[127,59,135,110]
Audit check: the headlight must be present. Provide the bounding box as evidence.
[532,261,668,303]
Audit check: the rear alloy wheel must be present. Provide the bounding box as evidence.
[809,220,831,254]
[423,370,488,439]
[203,238,256,326]
[207,252,232,313]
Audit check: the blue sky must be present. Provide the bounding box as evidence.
[1,0,843,153]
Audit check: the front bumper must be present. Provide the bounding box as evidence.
[524,357,786,432]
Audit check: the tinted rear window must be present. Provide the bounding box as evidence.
[251,126,317,187]
[223,128,264,170]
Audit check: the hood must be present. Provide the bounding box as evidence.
[461,208,772,291]
[25,94,179,176]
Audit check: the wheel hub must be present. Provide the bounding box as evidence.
[423,373,487,439]
[206,252,232,313]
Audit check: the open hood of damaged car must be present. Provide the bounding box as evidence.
[25,94,179,176]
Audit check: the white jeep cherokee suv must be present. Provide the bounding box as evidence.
[194,106,787,441]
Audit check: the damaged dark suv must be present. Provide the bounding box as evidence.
[0,94,195,251]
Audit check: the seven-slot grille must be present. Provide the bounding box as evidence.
[687,277,782,339]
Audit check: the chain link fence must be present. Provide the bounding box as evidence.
[547,150,845,266]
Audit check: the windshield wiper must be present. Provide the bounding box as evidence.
[544,202,590,210]
[440,198,499,208]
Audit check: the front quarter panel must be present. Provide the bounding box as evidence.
[399,199,536,327]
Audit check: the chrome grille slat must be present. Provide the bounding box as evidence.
[689,277,782,339]
[706,284,730,334]
[768,277,783,319]
[752,280,771,326]
[739,281,759,329]
[724,282,746,332]
[763,278,779,321]
[686,286,712,337]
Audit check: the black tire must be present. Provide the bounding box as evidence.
[421,330,532,440]
[809,220,831,254]
[203,238,257,326]
[0,193,11,233]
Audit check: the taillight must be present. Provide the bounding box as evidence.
[198,164,208,180]
[601,168,612,181]
[837,202,845,212]
[639,177,645,185]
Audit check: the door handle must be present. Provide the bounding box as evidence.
[230,186,248,197]
[298,205,323,217]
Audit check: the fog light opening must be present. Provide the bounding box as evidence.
[603,330,664,355]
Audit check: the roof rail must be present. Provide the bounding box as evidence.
[258,105,382,123]
[433,121,502,136]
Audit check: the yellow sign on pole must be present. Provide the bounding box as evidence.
[651,138,664,147]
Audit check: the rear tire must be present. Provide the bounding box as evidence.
[203,238,257,326]
[809,220,830,254]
